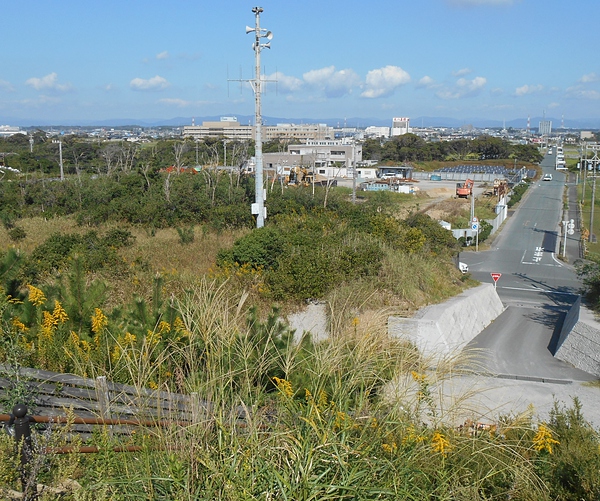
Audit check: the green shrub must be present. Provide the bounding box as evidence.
[176,226,195,245]
[7,226,26,242]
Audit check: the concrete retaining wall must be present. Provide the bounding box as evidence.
[555,305,600,377]
[287,301,328,343]
[553,295,581,353]
[388,283,504,357]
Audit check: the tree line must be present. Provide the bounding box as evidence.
[362,133,544,163]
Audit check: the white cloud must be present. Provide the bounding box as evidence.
[303,66,360,98]
[453,68,472,77]
[361,65,410,98]
[130,75,170,91]
[548,102,561,108]
[156,51,169,60]
[579,72,599,84]
[515,84,543,96]
[0,79,15,92]
[265,72,303,93]
[566,86,600,100]
[417,76,435,88]
[436,76,487,99]
[25,73,72,92]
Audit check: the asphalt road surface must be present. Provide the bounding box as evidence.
[460,153,595,382]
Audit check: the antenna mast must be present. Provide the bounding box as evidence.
[246,7,272,228]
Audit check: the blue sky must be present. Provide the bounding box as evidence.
[1,0,599,124]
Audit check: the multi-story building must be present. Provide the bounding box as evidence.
[262,140,365,179]
[364,126,390,139]
[538,120,552,136]
[183,117,253,141]
[183,118,334,142]
[391,117,410,136]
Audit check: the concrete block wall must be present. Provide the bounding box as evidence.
[555,312,600,377]
[388,283,505,357]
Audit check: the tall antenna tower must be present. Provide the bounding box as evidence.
[245,7,273,228]
[526,115,530,135]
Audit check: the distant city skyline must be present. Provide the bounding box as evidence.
[1,1,599,125]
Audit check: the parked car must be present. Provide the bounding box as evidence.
[543,173,553,181]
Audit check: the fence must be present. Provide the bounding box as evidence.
[0,365,211,439]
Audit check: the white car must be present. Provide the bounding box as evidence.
[543,174,552,181]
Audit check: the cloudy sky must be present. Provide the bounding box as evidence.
[1,0,599,124]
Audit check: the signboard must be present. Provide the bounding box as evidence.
[490,272,502,283]
[471,216,479,231]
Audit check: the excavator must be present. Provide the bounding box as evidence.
[456,179,474,198]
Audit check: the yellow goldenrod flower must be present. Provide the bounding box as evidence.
[148,381,158,390]
[52,300,68,324]
[533,424,559,454]
[411,370,427,382]
[123,332,136,345]
[11,317,28,332]
[158,320,171,334]
[145,330,161,347]
[111,345,121,363]
[431,430,451,456]
[402,424,425,445]
[91,308,108,334]
[334,411,351,429]
[42,310,57,329]
[27,285,46,306]
[273,376,294,398]
[317,389,328,410]
[173,317,186,332]
[382,442,397,454]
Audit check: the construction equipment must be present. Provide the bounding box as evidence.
[456,179,474,198]
[493,178,508,198]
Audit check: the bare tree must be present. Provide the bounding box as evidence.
[173,141,189,172]
[101,143,121,175]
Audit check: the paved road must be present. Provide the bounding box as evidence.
[451,155,600,425]
[460,153,594,382]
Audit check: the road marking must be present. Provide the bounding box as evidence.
[499,286,578,296]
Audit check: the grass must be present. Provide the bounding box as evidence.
[2,218,600,498]
[1,278,578,499]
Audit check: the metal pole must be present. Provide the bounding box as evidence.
[248,6,271,229]
[59,140,64,181]
[562,220,568,257]
[590,174,596,243]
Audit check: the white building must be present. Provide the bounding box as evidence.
[262,140,366,179]
[539,120,552,136]
[365,126,390,139]
[183,118,334,142]
[0,126,25,138]
[391,117,411,136]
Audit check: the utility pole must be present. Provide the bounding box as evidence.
[246,7,272,228]
[53,139,64,181]
[222,139,229,168]
[351,142,357,204]
[590,173,596,243]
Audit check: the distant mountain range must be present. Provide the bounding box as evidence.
[2,115,600,130]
